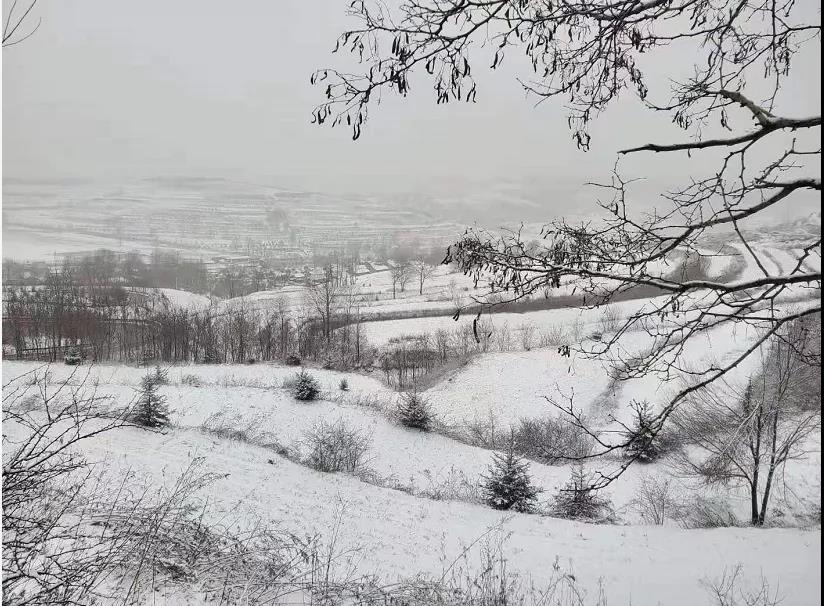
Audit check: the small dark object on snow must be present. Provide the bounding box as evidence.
[64,349,83,366]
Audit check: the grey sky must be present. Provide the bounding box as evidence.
[2,0,821,206]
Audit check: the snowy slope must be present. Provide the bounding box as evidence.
[22,420,821,606]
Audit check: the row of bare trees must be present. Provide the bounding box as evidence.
[3,266,373,368]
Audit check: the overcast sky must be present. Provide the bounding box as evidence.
[2,0,821,206]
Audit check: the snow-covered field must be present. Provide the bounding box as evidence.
[3,237,821,605]
[3,337,820,604]
[51,422,821,606]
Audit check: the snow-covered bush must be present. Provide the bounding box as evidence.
[396,392,434,430]
[514,416,595,464]
[482,447,541,513]
[180,373,202,387]
[551,464,612,520]
[200,411,286,454]
[132,372,171,429]
[303,419,371,473]
[460,414,501,449]
[418,467,483,504]
[679,496,740,529]
[631,474,677,525]
[64,348,83,365]
[339,378,349,391]
[285,354,302,366]
[290,370,321,401]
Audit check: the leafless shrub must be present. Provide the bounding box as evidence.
[538,324,568,348]
[702,564,783,606]
[678,496,741,529]
[218,373,278,389]
[461,412,502,449]
[179,373,202,387]
[417,467,484,505]
[200,411,287,454]
[494,321,514,352]
[339,392,391,414]
[327,526,610,606]
[514,415,596,464]
[2,367,134,604]
[302,419,372,473]
[631,474,678,525]
[597,305,623,335]
[519,322,537,351]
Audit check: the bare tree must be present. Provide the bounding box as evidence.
[672,327,820,525]
[389,262,413,299]
[305,264,345,343]
[313,0,821,488]
[412,258,437,295]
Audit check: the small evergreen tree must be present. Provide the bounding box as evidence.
[132,373,170,429]
[623,400,660,462]
[339,378,349,391]
[552,464,612,520]
[292,370,321,401]
[482,442,541,513]
[396,392,434,430]
[151,365,169,386]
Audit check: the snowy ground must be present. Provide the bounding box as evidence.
[2,241,820,604]
[3,350,820,552]
[66,424,821,606]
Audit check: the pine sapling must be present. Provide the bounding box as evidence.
[623,400,660,462]
[397,392,434,430]
[552,463,612,520]
[292,370,321,401]
[482,442,541,513]
[133,373,171,429]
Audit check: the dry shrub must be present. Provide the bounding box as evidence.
[631,474,678,525]
[303,419,371,473]
[679,496,740,529]
[179,373,202,387]
[417,467,484,504]
[597,305,623,335]
[702,564,783,606]
[200,411,286,454]
[514,416,595,464]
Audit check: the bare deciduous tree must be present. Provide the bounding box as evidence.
[305,264,345,343]
[389,262,413,299]
[313,0,821,488]
[412,258,437,295]
[672,326,821,525]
